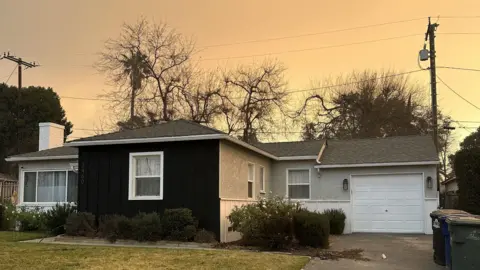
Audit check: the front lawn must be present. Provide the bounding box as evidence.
[0,232,309,270]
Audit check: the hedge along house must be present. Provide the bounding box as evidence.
[6,120,439,242]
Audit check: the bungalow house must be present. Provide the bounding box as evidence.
[6,120,439,242]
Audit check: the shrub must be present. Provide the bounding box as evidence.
[1,202,17,230]
[293,210,330,248]
[131,212,162,242]
[0,204,5,230]
[43,203,77,235]
[98,215,134,243]
[228,196,303,249]
[65,212,96,237]
[16,206,44,231]
[322,209,346,235]
[162,208,197,241]
[194,229,217,243]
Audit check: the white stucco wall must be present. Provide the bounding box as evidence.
[271,161,438,200]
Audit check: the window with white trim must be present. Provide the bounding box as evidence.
[248,163,254,198]
[259,166,265,193]
[129,152,163,200]
[287,169,310,199]
[23,170,78,203]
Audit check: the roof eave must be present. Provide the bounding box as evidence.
[5,155,79,162]
[315,160,440,169]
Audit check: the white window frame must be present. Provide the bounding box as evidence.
[247,163,255,198]
[19,169,77,206]
[259,166,265,193]
[128,151,164,200]
[286,168,311,200]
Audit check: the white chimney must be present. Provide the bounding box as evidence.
[38,122,65,151]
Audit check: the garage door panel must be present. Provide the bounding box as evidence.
[352,173,424,234]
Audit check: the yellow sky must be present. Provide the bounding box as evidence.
[1,0,480,148]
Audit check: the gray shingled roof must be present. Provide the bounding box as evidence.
[70,119,225,142]
[254,140,324,157]
[7,146,78,160]
[319,135,438,165]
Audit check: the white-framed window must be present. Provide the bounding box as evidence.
[129,151,163,200]
[248,163,254,198]
[259,166,265,193]
[287,169,310,199]
[22,170,78,204]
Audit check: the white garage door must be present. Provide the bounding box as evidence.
[352,174,424,233]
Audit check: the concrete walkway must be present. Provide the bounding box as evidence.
[304,234,443,270]
[22,236,217,251]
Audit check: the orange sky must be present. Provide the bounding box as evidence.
[1,0,480,149]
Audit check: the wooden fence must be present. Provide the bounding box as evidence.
[0,180,18,204]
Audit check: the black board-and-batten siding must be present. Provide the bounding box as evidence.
[77,139,220,239]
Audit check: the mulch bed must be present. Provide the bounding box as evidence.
[213,240,370,261]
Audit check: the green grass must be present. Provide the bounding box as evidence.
[0,232,309,270]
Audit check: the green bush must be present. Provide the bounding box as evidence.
[293,210,330,248]
[43,203,77,235]
[65,212,96,237]
[0,204,5,230]
[228,196,303,249]
[194,229,217,243]
[1,202,17,230]
[16,206,45,231]
[98,215,135,243]
[131,212,162,242]
[322,209,346,235]
[162,208,197,241]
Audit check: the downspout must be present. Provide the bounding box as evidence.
[316,139,327,173]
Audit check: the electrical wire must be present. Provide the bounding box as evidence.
[436,74,480,111]
[438,32,480,35]
[200,34,422,61]
[437,66,480,72]
[60,96,115,102]
[3,66,17,84]
[199,17,426,48]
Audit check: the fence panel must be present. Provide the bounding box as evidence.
[0,181,18,204]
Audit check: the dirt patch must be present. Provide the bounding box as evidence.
[214,241,369,261]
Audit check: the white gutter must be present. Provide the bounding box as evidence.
[315,160,440,169]
[277,156,318,161]
[5,155,78,162]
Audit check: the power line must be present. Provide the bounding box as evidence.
[440,16,480,19]
[438,32,480,35]
[200,17,425,48]
[455,120,480,123]
[436,74,480,111]
[3,66,17,84]
[200,34,422,61]
[59,70,426,102]
[438,66,480,72]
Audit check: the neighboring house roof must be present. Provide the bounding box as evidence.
[442,176,457,185]
[5,146,78,162]
[70,119,225,143]
[254,140,324,158]
[317,135,439,168]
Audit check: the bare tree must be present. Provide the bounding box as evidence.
[297,70,430,139]
[98,18,195,121]
[223,60,287,142]
[177,71,223,124]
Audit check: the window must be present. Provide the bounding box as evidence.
[287,169,310,199]
[129,152,163,200]
[259,166,265,193]
[248,163,254,198]
[22,170,77,204]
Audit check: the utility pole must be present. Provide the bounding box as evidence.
[1,52,39,154]
[420,17,440,195]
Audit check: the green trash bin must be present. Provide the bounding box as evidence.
[447,215,480,270]
[430,209,469,266]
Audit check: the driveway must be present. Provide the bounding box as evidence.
[305,234,444,270]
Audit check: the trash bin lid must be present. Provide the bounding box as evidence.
[430,209,469,218]
[446,215,480,226]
